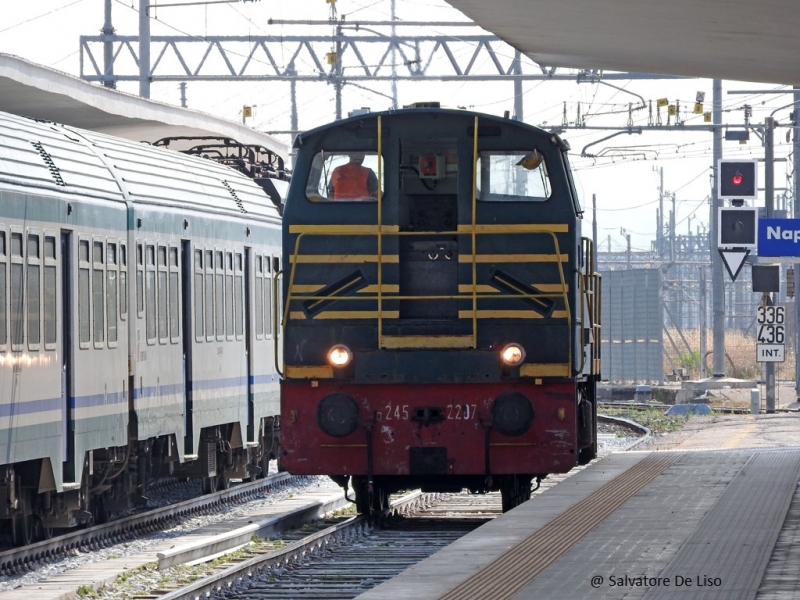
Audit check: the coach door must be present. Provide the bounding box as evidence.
[244,247,254,442]
[60,231,74,479]
[180,240,193,447]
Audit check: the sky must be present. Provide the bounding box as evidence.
[1,0,797,253]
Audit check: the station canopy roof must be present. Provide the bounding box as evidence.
[446,0,800,85]
[0,54,288,160]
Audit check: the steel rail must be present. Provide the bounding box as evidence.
[154,491,435,600]
[0,472,298,574]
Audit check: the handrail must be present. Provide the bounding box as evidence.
[578,266,587,374]
[377,115,384,349]
[471,115,479,348]
[273,269,283,378]
[284,228,571,319]
[579,237,601,376]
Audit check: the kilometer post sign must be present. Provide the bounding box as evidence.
[756,305,785,362]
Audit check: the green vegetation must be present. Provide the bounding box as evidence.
[602,407,692,434]
[75,585,99,598]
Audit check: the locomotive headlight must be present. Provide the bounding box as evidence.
[327,344,352,367]
[501,343,526,366]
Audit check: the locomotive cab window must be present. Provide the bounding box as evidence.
[476,150,551,202]
[306,151,383,202]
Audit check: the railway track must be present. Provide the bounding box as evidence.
[2,420,648,598]
[0,472,302,576]
[127,449,641,600]
[600,401,753,414]
[139,491,495,600]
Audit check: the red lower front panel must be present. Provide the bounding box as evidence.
[280,381,578,478]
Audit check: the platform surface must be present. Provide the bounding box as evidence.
[355,414,800,600]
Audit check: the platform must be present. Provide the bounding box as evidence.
[355,446,800,600]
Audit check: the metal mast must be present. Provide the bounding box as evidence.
[711,79,725,377]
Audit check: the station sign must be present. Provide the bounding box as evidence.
[758,218,800,257]
[756,305,785,363]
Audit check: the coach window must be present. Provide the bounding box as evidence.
[10,230,24,350]
[157,245,168,344]
[254,255,264,339]
[120,244,128,320]
[136,243,144,317]
[78,238,91,348]
[0,229,7,349]
[194,249,204,341]
[93,240,105,347]
[44,234,57,349]
[169,246,180,343]
[476,151,551,202]
[215,251,224,340]
[234,252,244,338]
[145,244,156,344]
[305,151,383,202]
[264,256,273,337]
[205,250,214,342]
[27,233,41,350]
[107,242,118,346]
[225,252,234,340]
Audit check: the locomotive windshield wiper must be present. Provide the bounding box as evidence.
[302,270,368,318]
[488,267,556,318]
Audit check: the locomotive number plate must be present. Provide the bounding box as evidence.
[446,404,477,420]
[379,403,410,421]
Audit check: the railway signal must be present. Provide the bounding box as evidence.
[717,206,757,282]
[718,159,758,199]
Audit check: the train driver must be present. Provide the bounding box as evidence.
[329,152,378,201]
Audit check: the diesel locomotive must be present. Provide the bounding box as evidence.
[0,110,284,544]
[279,104,601,512]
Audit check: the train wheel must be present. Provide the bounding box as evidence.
[352,478,388,514]
[35,518,53,541]
[217,474,231,491]
[91,496,110,525]
[259,453,271,479]
[202,476,218,494]
[11,514,33,546]
[500,475,533,513]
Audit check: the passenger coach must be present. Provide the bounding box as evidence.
[0,111,282,544]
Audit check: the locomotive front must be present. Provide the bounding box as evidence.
[280,107,600,512]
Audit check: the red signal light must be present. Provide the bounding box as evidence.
[732,172,744,186]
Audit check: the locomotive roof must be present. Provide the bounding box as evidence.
[294,106,566,150]
[0,110,280,221]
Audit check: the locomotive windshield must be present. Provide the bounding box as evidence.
[305,151,383,202]
[477,150,551,202]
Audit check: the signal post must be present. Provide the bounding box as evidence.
[716,158,784,412]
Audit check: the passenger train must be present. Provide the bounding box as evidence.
[279,104,601,512]
[0,110,284,544]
